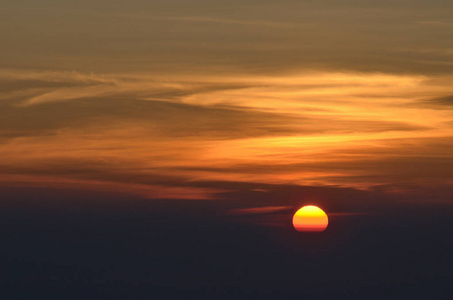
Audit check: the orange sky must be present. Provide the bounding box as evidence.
[1,0,452,203]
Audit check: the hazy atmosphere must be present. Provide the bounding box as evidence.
[1,1,452,298]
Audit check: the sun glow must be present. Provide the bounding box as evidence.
[292,205,329,232]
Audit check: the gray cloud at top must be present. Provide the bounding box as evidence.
[2,0,452,74]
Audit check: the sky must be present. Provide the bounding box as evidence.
[1,1,452,298]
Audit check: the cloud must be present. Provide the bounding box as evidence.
[0,69,452,202]
[228,206,292,215]
[147,15,300,28]
[2,1,453,75]
[0,0,452,214]
[0,174,222,200]
[423,95,453,107]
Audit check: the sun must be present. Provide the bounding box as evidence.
[292,205,328,232]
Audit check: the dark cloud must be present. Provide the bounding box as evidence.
[423,95,453,107]
[0,97,304,140]
[0,79,83,93]
[0,86,427,141]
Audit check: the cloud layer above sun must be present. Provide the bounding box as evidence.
[1,0,452,202]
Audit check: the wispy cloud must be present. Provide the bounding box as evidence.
[0,174,222,200]
[0,69,452,201]
[228,206,292,215]
[149,15,301,28]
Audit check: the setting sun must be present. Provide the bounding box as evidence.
[292,205,329,232]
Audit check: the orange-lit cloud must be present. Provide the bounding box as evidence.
[0,68,452,201]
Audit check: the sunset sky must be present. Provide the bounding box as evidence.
[2,0,453,202]
[1,1,452,298]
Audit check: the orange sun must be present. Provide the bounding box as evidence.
[292,205,328,232]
